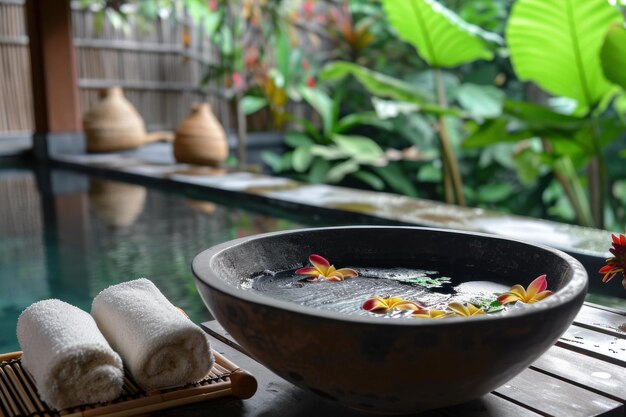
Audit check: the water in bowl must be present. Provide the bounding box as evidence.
[242,266,515,318]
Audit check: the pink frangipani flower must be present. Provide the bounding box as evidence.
[497,274,553,305]
[447,302,486,317]
[295,254,358,282]
[412,308,450,319]
[362,296,423,314]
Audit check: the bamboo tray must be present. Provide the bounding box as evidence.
[0,350,257,417]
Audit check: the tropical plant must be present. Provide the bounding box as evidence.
[465,0,626,228]
[318,0,502,206]
[261,86,427,194]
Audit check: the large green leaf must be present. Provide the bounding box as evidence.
[320,62,459,116]
[327,160,360,183]
[261,151,292,173]
[309,145,349,160]
[456,83,504,118]
[476,183,515,203]
[506,0,622,110]
[502,100,583,130]
[292,146,313,173]
[601,23,626,90]
[284,132,313,148]
[464,119,519,148]
[463,100,587,149]
[382,0,500,68]
[308,159,331,183]
[372,98,420,119]
[372,164,419,197]
[275,27,291,83]
[334,112,394,134]
[321,62,428,103]
[332,134,385,164]
[300,87,334,137]
[351,171,385,190]
[241,96,268,115]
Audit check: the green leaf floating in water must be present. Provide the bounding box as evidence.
[471,297,504,313]
[391,276,452,288]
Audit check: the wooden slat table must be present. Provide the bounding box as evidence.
[164,302,626,417]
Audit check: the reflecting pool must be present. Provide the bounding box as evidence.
[0,163,307,352]
[1,160,624,352]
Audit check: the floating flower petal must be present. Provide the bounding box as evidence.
[497,274,553,305]
[295,254,358,282]
[412,308,450,319]
[448,303,486,317]
[362,296,423,314]
[599,233,626,284]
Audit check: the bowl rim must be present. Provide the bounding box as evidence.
[192,226,588,326]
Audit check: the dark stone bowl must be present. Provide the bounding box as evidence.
[192,226,587,414]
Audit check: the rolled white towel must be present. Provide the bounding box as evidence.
[91,278,213,389]
[16,299,124,410]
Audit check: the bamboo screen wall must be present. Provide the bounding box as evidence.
[0,1,299,136]
[71,7,234,133]
[0,0,33,135]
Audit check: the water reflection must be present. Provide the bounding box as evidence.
[0,170,49,351]
[0,165,302,352]
[185,199,217,216]
[90,180,147,228]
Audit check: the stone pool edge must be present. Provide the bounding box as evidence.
[49,143,612,277]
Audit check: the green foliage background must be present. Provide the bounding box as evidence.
[80,0,626,231]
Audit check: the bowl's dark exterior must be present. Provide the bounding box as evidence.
[192,227,588,414]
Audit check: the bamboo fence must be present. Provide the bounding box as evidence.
[0,1,309,137]
[0,0,33,135]
[71,6,231,133]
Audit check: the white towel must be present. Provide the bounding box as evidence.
[16,299,124,410]
[91,278,213,389]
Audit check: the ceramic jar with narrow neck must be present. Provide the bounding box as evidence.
[83,87,146,152]
[174,103,229,166]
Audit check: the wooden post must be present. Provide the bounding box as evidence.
[25,0,81,134]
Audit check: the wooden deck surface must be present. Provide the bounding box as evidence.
[157,302,626,417]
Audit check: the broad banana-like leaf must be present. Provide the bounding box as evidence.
[601,23,626,90]
[320,62,459,116]
[382,0,501,68]
[507,0,622,110]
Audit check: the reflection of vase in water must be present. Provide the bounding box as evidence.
[174,103,229,166]
[83,87,173,152]
[185,199,217,215]
[89,180,146,228]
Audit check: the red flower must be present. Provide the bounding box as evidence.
[599,233,626,284]
[232,72,244,90]
[306,76,316,88]
[244,47,258,69]
[303,0,314,18]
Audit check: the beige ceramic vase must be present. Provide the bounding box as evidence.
[174,103,229,166]
[84,87,173,152]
